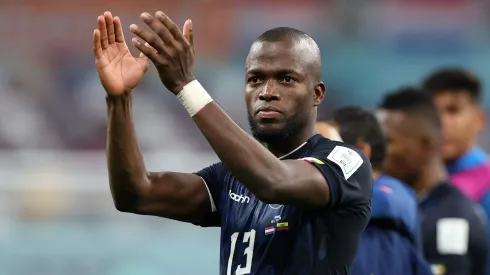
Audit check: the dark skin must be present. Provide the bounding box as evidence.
[377,110,447,193]
[316,121,381,180]
[432,91,486,163]
[94,11,328,224]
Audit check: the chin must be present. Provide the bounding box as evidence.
[247,112,306,143]
[252,125,288,142]
[255,121,286,132]
[442,144,462,163]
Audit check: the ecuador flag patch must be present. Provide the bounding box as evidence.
[300,157,324,165]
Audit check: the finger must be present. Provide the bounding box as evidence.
[104,11,116,44]
[139,12,174,46]
[93,29,103,59]
[132,38,160,63]
[183,19,194,50]
[155,11,185,43]
[137,42,153,70]
[113,16,125,43]
[130,23,165,53]
[139,42,156,59]
[97,15,109,49]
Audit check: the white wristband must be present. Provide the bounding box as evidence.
[176,80,213,117]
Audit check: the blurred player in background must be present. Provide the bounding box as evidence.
[378,87,488,275]
[422,69,490,219]
[318,107,431,275]
[315,120,343,142]
[93,11,373,274]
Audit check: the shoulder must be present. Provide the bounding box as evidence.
[446,185,487,223]
[310,136,367,159]
[374,176,415,202]
[194,162,232,183]
[372,176,417,225]
[306,137,371,180]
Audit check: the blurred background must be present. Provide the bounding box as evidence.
[1,0,490,274]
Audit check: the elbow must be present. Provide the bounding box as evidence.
[112,195,140,213]
[254,175,287,204]
[113,200,136,213]
[256,188,279,204]
[109,178,146,214]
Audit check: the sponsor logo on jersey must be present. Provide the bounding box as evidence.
[380,185,392,194]
[265,226,275,235]
[229,190,250,204]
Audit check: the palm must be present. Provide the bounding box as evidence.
[93,12,149,95]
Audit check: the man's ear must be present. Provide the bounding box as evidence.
[356,142,372,160]
[313,82,326,107]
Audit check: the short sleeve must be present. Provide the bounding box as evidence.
[193,162,225,227]
[301,144,373,209]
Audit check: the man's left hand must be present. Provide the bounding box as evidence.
[130,11,195,94]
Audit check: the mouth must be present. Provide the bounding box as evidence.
[256,106,282,119]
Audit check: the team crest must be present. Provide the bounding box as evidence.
[270,215,281,224]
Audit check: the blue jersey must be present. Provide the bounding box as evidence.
[352,175,432,275]
[194,134,373,275]
[419,183,488,275]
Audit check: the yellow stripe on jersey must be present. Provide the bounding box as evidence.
[277,222,289,227]
[300,157,325,165]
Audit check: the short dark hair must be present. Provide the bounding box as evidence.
[252,27,322,81]
[379,87,442,140]
[422,68,482,102]
[331,107,386,170]
[255,27,310,43]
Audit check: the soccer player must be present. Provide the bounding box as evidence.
[422,69,490,219]
[318,107,431,275]
[378,88,488,275]
[93,11,373,275]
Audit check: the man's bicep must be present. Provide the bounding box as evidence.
[134,171,213,223]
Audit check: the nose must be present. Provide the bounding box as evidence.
[258,81,280,102]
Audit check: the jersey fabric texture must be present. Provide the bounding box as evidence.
[194,134,373,275]
[419,182,488,275]
[447,147,490,275]
[352,175,432,275]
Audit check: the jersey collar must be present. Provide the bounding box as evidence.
[278,134,323,160]
[278,142,307,160]
[418,181,452,206]
[447,147,488,174]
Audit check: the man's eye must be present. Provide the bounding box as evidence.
[248,77,260,83]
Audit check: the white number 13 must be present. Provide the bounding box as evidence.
[226,229,256,275]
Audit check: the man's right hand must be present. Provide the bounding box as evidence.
[93,11,149,95]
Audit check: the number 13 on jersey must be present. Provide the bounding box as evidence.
[227,229,256,275]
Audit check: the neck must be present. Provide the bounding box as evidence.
[263,125,316,158]
[446,144,478,165]
[412,157,447,194]
[372,169,381,181]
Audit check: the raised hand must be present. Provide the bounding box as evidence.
[93,11,150,96]
[129,11,195,94]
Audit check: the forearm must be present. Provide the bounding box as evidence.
[193,102,287,200]
[106,91,149,209]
